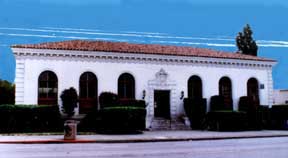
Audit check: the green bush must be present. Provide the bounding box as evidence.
[97,106,146,133]
[206,111,248,131]
[270,105,288,129]
[78,109,100,132]
[256,105,270,129]
[0,104,63,133]
[99,92,119,108]
[210,95,233,111]
[238,96,256,112]
[118,99,146,108]
[238,96,268,130]
[184,98,207,129]
[0,80,15,105]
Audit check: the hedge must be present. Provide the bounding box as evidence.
[270,105,288,129]
[77,109,100,132]
[238,96,256,112]
[99,92,119,108]
[97,106,146,133]
[99,92,146,109]
[183,98,207,129]
[206,111,248,131]
[0,104,63,133]
[118,99,146,108]
[210,95,233,112]
[238,96,270,130]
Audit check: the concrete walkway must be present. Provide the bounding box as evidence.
[0,130,288,144]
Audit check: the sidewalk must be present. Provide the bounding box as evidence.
[0,130,288,144]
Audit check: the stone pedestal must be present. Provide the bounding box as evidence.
[64,120,77,140]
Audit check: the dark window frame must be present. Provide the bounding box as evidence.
[38,71,58,105]
[219,76,232,107]
[188,75,203,99]
[79,72,98,113]
[118,73,135,99]
[247,78,259,105]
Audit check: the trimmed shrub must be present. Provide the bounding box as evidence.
[210,95,233,111]
[238,96,256,112]
[206,111,248,131]
[184,98,207,129]
[60,87,78,117]
[238,96,269,130]
[99,92,119,108]
[256,105,270,129]
[118,99,146,108]
[0,105,63,133]
[78,109,100,132]
[97,106,146,133]
[270,105,288,130]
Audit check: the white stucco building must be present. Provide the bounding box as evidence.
[273,90,288,105]
[12,40,276,128]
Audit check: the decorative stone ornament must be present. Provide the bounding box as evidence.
[156,68,168,82]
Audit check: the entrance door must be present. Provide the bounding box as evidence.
[154,90,170,119]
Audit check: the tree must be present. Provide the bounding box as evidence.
[0,80,15,105]
[236,24,258,56]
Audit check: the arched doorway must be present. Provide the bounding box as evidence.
[79,72,98,113]
[38,71,58,105]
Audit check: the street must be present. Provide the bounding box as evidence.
[0,137,288,158]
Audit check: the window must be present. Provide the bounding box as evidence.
[38,71,58,105]
[247,78,259,105]
[188,75,202,99]
[219,77,232,106]
[118,73,135,99]
[79,72,98,113]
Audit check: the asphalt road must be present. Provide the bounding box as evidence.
[0,137,288,158]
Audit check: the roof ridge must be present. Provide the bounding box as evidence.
[11,40,276,62]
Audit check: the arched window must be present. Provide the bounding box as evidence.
[38,71,58,105]
[188,75,202,99]
[247,78,259,105]
[219,77,232,107]
[118,73,135,99]
[79,72,98,113]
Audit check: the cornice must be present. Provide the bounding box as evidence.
[12,48,276,69]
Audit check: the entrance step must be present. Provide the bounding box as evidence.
[171,118,191,130]
[150,117,190,131]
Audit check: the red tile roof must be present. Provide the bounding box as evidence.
[12,40,275,62]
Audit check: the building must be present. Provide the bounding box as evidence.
[11,40,276,128]
[273,90,288,105]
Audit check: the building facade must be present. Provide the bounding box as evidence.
[12,40,276,128]
[273,90,288,105]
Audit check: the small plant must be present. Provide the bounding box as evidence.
[60,87,78,117]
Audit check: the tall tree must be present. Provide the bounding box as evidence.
[236,24,258,56]
[0,80,15,105]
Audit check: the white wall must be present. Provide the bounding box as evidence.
[18,55,270,112]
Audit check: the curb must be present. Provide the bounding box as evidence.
[1,134,288,144]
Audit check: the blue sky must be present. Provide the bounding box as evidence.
[1,0,288,5]
[0,0,288,89]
